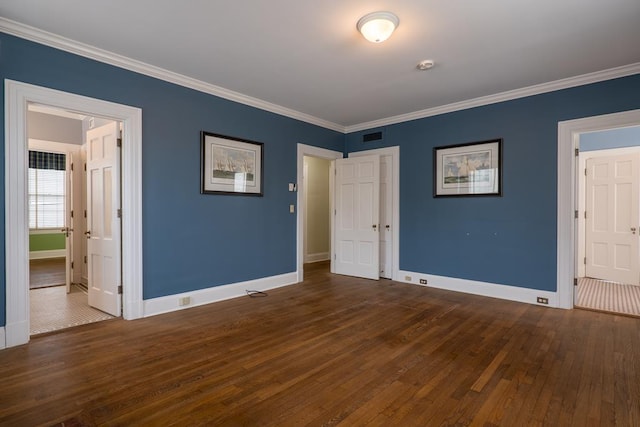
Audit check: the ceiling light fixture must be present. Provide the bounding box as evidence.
[357,11,399,43]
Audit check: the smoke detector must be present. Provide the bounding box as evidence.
[417,59,435,70]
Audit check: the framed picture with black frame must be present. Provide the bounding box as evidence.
[433,138,502,197]
[201,131,264,196]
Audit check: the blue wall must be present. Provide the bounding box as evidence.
[347,75,640,291]
[3,31,640,327]
[581,125,640,151]
[0,33,344,325]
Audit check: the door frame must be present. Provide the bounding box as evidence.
[296,144,342,282]
[349,146,400,281]
[5,80,143,348]
[557,108,640,309]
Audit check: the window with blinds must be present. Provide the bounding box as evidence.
[28,151,66,229]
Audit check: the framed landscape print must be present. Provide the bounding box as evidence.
[201,131,263,196]
[433,139,502,197]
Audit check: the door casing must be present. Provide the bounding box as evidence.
[4,80,143,349]
[557,108,640,309]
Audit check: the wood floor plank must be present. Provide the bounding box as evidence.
[1,263,639,426]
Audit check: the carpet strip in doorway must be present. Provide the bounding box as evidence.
[577,277,640,316]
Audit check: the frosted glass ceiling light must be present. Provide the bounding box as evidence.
[357,11,399,43]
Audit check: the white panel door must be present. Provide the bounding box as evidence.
[379,154,393,279]
[63,152,74,293]
[86,122,122,316]
[334,155,380,280]
[585,154,640,285]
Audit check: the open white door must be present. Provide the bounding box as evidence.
[334,155,380,280]
[585,153,640,285]
[86,122,122,316]
[63,152,74,293]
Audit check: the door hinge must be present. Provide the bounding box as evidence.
[71,210,74,218]
[84,210,87,218]
[117,138,122,148]
[84,255,87,264]
[117,208,122,218]
[84,163,87,171]
[71,163,74,171]
[584,211,587,219]
[584,257,587,265]
[574,278,578,286]
[71,261,74,269]
[334,209,337,216]
[584,168,587,176]
[575,147,579,156]
[574,210,578,219]
[118,285,123,294]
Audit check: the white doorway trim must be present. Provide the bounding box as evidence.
[349,146,400,281]
[557,108,640,309]
[296,144,342,282]
[5,80,143,348]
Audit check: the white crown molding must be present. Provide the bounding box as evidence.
[346,63,640,133]
[2,17,639,136]
[0,18,345,133]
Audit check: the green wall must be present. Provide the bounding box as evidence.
[29,233,65,252]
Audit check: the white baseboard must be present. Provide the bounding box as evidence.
[143,272,299,318]
[304,252,330,263]
[0,327,5,350]
[398,270,558,308]
[29,250,65,260]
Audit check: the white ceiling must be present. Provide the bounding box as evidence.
[2,0,639,131]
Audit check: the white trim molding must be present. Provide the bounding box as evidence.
[557,109,640,310]
[0,327,5,350]
[0,17,344,133]
[296,144,343,282]
[304,252,330,263]
[2,17,639,135]
[347,63,640,133]
[4,80,144,348]
[143,272,298,318]
[29,250,65,260]
[398,270,558,308]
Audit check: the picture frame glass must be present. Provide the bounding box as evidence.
[434,139,502,197]
[201,132,263,195]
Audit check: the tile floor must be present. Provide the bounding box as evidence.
[576,277,640,317]
[30,284,116,335]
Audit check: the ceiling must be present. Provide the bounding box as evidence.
[1,1,639,131]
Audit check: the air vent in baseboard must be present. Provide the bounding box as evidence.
[362,131,383,142]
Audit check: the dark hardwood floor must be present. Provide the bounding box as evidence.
[30,257,66,289]
[1,261,639,426]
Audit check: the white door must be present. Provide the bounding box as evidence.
[379,154,393,279]
[334,155,380,280]
[86,122,122,316]
[585,154,640,285]
[63,152,74,293]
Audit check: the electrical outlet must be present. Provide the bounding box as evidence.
[536,297,549,305]
[419,279,427,285]
[405,275,412,282]
[179,296,191,306]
